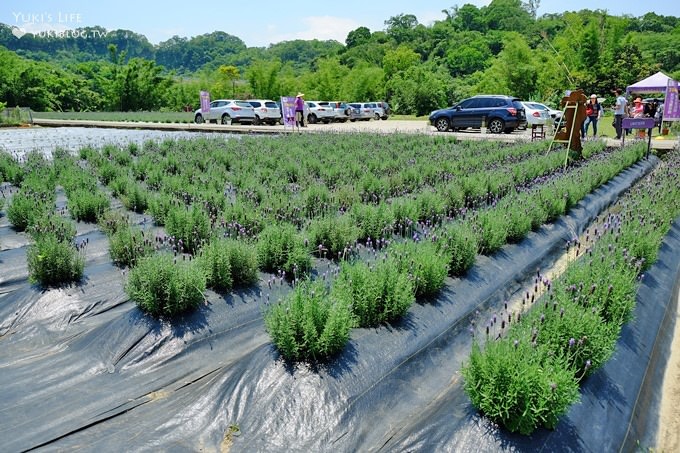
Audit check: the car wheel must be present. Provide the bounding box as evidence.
[308,114,317,124]
[350,119,356,122]
[488,118,505,134]
[253,115,261,125]
[434,117,450,132]
[194,114,204,124]
[374,113,381,120]
[221,114,231,125]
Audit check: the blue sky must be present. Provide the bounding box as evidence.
[3,1,680,47]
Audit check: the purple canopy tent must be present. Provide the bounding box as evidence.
[626,71,674,94]
[627,71,680,122]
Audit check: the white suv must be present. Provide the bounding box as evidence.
[306,101,336,124]
[194,100,256,125]
[247,99,282,125]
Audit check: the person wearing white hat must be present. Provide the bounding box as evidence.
[295,92,306,127]
[582,93,603,139]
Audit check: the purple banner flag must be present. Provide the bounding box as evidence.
[281,96,297,127]
[663,79,680,121]
[200,91,211,114]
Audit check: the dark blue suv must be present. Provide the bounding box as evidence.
[429,95,527,133]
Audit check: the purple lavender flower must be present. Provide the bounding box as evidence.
[568,338,576,348]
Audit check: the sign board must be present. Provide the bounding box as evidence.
[663,79,680,121]
[621,117,655,129]
[200,91,210,114]
[281,96,297,128]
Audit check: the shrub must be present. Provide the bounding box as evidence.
[148,193,177,226]
[350,203,394,241]
[436,221,478,276]
[28,213,77,243]
[264,279,352,362]
[109,225,156,267]
[196,238,259,291]
[463,340,580,435]
[256,223,311,277]
[7,190,53,231]
[27,234,84,286]
[333,259,414,327]
[165,205,212,254]
[68,189,110,222]
[97,210,130,236]
[389,240,450,299]
[125,253,206,317]
[223,239,259,287]
[307,215,361,259]
[122,183,149,214]
[474,210,507,255]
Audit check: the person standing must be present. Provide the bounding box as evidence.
[295,92,306,128]
[582,94,603,138]
[614,88,627,139]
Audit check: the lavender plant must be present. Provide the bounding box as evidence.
[125,253,206,317]
[264,279,352,362]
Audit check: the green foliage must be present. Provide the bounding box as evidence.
[264,279,352,362]
[28,213,77,243]
[307,215,361,259]
[27,234,84,286]
[68,188,110,222]
[463,340,580,435]
[389,240,450,299]
[97,210,130,236]
[197,238,259,290]
[125,253,206,317]
[165,205,212,254]
[7,189,54,232]
[437,221,478,276]
[474,210,507,255]
[333,258,414,327]
[109,225,156,267]
[0,150,23,185]
[256,223,311,277]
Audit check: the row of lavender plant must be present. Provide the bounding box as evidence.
[461,148,680,435]
[264,143,647,362]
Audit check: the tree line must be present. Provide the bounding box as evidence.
[1,0,679,115]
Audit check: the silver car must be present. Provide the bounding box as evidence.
[247,99,282,125]
[348,103,373,121]
[194,100,256,125]
[521,102,552,127]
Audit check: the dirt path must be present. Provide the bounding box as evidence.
[658,284,680,451]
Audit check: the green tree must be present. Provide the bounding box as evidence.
[246,59,282,99]
[382,45,420,78]
[218,65,240,97]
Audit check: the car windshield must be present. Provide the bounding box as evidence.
[264,102,277,108]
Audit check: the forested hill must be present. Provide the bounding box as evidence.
[1,2,679,115]
[0,24,343,73]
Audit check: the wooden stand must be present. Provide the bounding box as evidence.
[531,124,545,141]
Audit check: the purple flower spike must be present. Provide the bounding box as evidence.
[568,338,576,348]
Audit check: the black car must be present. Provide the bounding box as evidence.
[429,95,527,133]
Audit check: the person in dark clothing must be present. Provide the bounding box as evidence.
[582,94,603,138]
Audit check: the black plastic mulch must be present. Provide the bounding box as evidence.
[0,156,676,452]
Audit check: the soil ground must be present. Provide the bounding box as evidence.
[658,285,680,452]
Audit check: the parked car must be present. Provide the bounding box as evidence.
[528,102,563,123]
[521,101,552,127]
[319,102,359,122]
[370,101,390,119]
[246,99,282,125]
[194,100,256,125]
[347,103,374,121]
[428,95,527,133]
[305,101,336,124]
